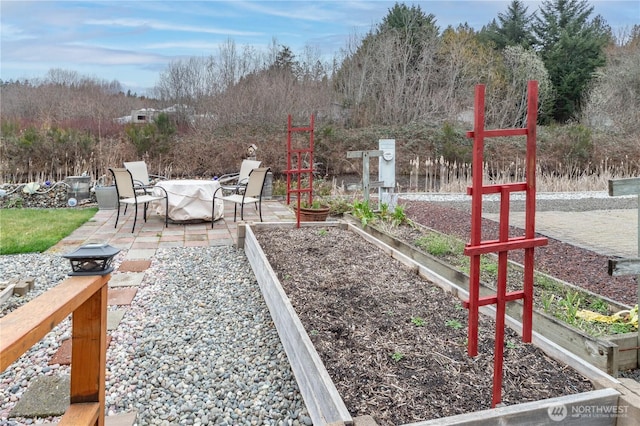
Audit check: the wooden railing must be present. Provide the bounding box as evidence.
[1,274,110,426]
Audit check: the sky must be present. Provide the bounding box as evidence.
[1,1,638,94]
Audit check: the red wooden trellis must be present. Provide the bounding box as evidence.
[284,114,315,228]
[463,81,548,407]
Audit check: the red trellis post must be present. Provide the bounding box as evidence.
[463,81,548,407]
[284,114,315,228]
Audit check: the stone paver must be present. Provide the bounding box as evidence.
[107,310,126,331]
[484,209,638,258]
[49,336,112,366]
[108,288,138,306]
[125,248,156,260]
[117,260,151,272]
[9,376,69,417]
[109,272,145,288]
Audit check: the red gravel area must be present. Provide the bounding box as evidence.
[403,201,638,307]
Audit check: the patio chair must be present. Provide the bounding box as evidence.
[110,168,168,233]
[123,161,167,193]
[213,167,270,227]
[218,159,261,193]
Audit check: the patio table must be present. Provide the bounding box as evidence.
[152,179,223,222]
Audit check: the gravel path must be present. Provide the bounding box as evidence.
[1,247,310,425]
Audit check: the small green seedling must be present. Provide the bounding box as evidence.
[445,319,463,330]
[391,352,404,362]
[411,316,425,327]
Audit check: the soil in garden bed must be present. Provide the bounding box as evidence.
[254,226,594,426]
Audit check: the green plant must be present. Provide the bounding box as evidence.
[589,298,609,314]
[480,255,498,275]
[445,319,463,330]
[391,205,406,225]
[300,199,325,209]
[326,197,352,216]
[415,233,462,257]
[6,196,24,208]
[609,322,636,334]
[391,351,404,362]
[0,208,98,254]
[351,199,376,226]
[560,291,582,324]
[506,341,518,349]
[318,229,328,237]
[378,203,407,227]
[411,316,425,327]
[541,292,554,313]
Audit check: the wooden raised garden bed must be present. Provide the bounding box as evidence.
[341,215,638,375]
[242,221,624,426]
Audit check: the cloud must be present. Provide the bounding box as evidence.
[85,17,263,37]
[3,40,170,66]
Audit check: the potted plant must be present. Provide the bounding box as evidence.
[295,198,330,222]
[93,174,118,210]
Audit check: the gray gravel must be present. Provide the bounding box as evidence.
[399,190,638,213]
[1,246,309,425]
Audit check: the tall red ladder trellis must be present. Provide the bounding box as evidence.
[463,80,549,407]
[284,114,315,228]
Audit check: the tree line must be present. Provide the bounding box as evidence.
[0,0,638,182]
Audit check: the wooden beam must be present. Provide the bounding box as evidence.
[58,402,100,425]
[346,150,383,158]
[609,177,640,196]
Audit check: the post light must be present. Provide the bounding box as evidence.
[63,243,120,276]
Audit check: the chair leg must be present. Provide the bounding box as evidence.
[115,204,121,228]
[212,198,215,228]
[164,197,168,228]
[258,200,263,222]
[132,203,138,233]
[234,204,238,221]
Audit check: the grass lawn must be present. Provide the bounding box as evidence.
[0,208,98,254]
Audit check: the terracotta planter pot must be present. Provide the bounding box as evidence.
[295,206,330,222]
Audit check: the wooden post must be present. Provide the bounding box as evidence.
[346,150,383,206]
[0,275,109,425]
[608,176,640,371]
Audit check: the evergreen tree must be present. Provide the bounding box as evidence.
[480,0,536,50]
[377,2,439,67]
[533,0,608,122]
[270,45,299,77]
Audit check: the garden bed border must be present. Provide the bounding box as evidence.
[241,221,627,426]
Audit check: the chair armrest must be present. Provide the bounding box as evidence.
[218,173,240,184]
[149,174,167,180]
[132,181,154,194]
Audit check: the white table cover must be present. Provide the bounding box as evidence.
[152,180,223,222]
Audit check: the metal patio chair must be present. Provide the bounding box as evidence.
[110,167,168,233]
[213,167,270,227]
[123,161,167,193]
